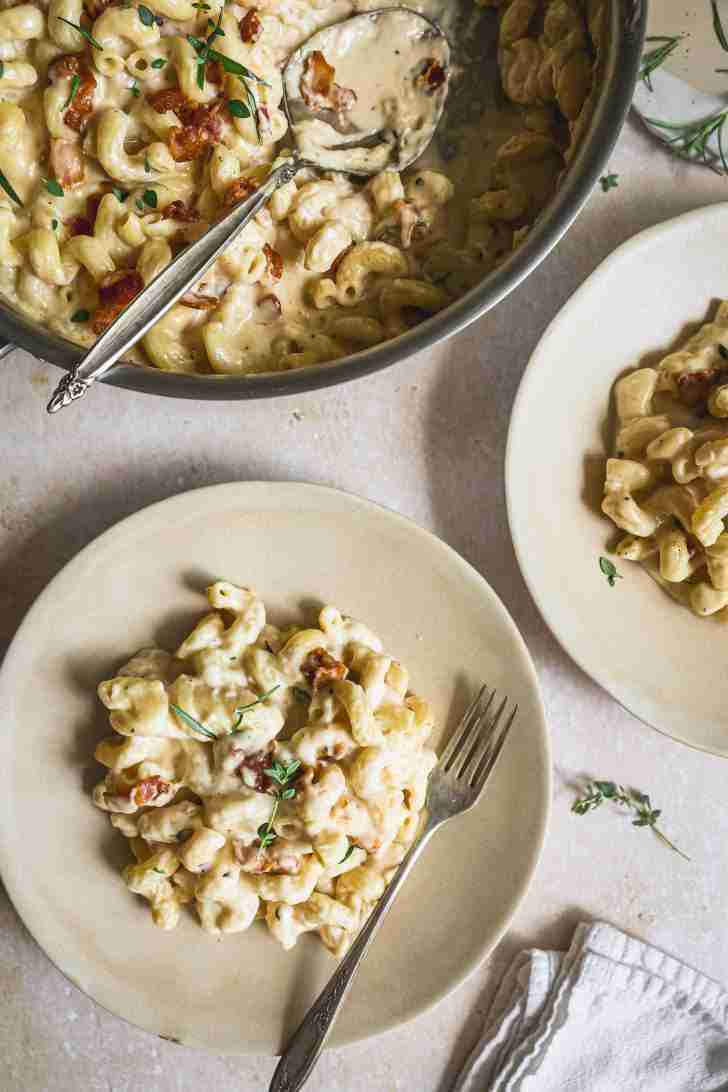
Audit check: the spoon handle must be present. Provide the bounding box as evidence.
[46,157,303,414]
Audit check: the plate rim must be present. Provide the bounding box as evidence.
[505,202,728,760]
[0,479,552,1052]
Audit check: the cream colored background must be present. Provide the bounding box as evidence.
[3,116,728,1091]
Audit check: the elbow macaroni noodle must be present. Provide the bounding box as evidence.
[0,0,599,374]
[601,299,728,619]
[92,581,437,956]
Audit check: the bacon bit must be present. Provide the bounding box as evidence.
[162,199,200,222]
[147,87,188,116]
[207,59,223,84]
[300,50,357,114]
[232,746,275,792]
[50,53,85,79]
[234,841,301,874]
[68,216,92,237]
[169,100,226,162]
[50,54,97,133]
[180,292,218,310]
[240,7,262,43]
[254,294,281,325]
[130,775,171,807]
[223,176,257,208]
[675,367,728,407]
[92,270,144,334]
[84,0,114,19]
[301,648,348,690]
[49,139,84,188]
[263,242,283,281]
[417,58,447,94]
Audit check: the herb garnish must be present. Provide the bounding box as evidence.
[152,866,166,874]
[188,7,224,91]
[144,154,151,173]
[645,109,728,174]
[63,73,81,110]
[340,843,355,864]
[130,81,141,97]
[257,760,301,849]
[141,188,157,208]
[111,186,127,202]
[712,0,728,51]
[0,169,23,207]
[138,4,155,26]
[56,16,103,50]
[151,56,166,68]
[0,62,4,79]
[232,684,280,730]
[599,556,621,586]
[572,780,690,860]
[599,172,619,192]
[51,218,58,230]
[228,98,250,119]
[170,702,218,739]
[187,19,266,138]
[639,35,682,91]
[43,178,64,197]
[71,309,89,322]
[293,687,310,704]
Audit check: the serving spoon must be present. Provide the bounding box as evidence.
[46,7,450,414]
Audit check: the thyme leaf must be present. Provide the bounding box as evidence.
[599,556,621,586]
[0,168,23,207]
[572,780,690,860]
[56,16,103,50]
[231,684,280,731]
[170,702,218,740]
[63,73,81,110]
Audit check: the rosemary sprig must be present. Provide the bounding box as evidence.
[0,168,23,207]
[186,22,266,140]
[257,759,301,849]
[712,0,728,51]
[640,35,682,91]
[56,16,103,50]
[644,109,728,174]
[63,73,80,110]
[231,684,280,730]
[572,780,690,860]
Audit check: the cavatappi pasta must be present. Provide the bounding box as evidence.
[601,300,728,620]
[0,0,601,375]
[92,581,437,955]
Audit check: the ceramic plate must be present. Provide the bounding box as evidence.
[0,481,549,1053]
[506,204,728,758]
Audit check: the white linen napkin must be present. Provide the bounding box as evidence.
[454,922,728,1092]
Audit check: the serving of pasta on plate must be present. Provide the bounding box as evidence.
[0,0,601,375]
[92,580,437,956]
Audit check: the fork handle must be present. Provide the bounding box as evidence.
[269,818,438,1092]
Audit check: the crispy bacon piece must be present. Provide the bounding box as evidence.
[50,53,97,133]
[234,840,301,873]
[240,7,262,43]
[254,293,281,325]
[49,139,84,188]
[162,199,200,222]
[263,242,283,281]
[130,775,171,807]
[232,745,275,792]
[224,177,257,208]
[84,0,114,19]
[675,367,728,408]
[301,648,348,691]
[180,292,218,309]
[416,58,447,94]
[68,215,92,237]
[300,50,357,114]
[92,270,144,334]
[169,101,226,162]
[147,87,188,116]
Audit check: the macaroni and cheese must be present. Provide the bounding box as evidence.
[92,581,437,954]
[0,0,600,375]
[602,300,728,619]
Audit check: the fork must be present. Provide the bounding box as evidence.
[269,685,517,1092]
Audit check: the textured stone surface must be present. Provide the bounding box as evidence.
[2,119,728,1091]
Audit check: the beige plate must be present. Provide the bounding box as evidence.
[0,481,549,1054]
[506,204,728,759]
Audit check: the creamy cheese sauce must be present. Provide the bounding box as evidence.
[284,8,449,174]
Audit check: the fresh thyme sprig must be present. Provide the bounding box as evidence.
[257,759,301,849]
[640,35,682,91]
[186,14,267,141]
[644,109,728,174]
[599,556,621,586]
[572,780,690,860]
[712,0,728,51]
[232,684,280,730]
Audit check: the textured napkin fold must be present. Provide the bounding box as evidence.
[454,922,728,1092]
